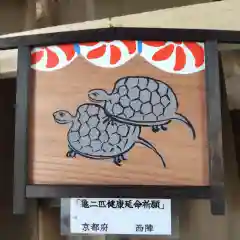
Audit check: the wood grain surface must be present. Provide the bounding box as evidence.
[29,56,209,185]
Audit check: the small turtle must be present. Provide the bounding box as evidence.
[88,76,196,139]
[53,103,166,167]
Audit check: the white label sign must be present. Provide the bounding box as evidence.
[70,198,171,235]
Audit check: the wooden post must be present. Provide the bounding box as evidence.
[24,0,37,30]
[13,46,31,214]
[85,0,95,21]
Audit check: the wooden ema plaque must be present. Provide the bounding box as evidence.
[9,28,231,215]
[29,41,208,186]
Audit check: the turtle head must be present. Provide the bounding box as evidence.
[88,89,109,103]
[53,110,74,124]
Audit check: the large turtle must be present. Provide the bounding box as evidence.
[53,103,166,167]
[88,76,196,139]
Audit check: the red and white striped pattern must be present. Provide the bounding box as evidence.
[31,44,78,72]
[79,40,138,68]
[140,41,205,74]
[31,41,205,74]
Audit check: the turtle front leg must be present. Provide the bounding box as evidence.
[66,150,77,158]
[113,156,122,166]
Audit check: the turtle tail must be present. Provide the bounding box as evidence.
[136,137,166,168]
[172,113,196,140]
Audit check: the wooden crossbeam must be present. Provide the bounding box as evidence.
[1,0,240,76]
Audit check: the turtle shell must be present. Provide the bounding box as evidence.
[104,76,178,125]
[67,103,140,157]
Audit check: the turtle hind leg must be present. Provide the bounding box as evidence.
[152,121,172,133]
[66,150,77,158]
[152,125,160,133]
[112,155,123,166]
[152,125,166,132]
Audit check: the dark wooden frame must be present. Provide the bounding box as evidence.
[13,46,31,214]
[5,27,231,215]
